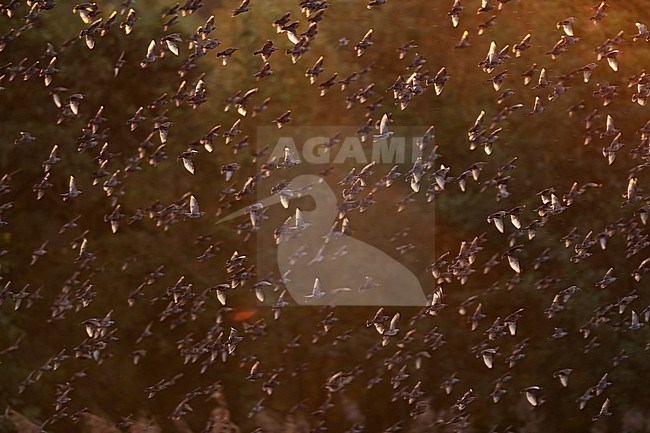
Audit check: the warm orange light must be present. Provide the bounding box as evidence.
[230,309,256,321]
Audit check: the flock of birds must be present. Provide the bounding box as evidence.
[0,0,649,432]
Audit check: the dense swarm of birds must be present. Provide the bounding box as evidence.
[0,0,649,432]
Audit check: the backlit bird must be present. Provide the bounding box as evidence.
[449,0,463,27]
[373,113,393,142]
[633,22,649,41]
[553,369,573,387]
[305,277,326,302]
[232,0,251,17]
[273,110,292,129]
[592,398,612,421]
[185,195,203,219]
[557,17,576,36]
[61,176,82,201]
[455,30,471,49]
[522,386,543,407]
[355,29,374,57]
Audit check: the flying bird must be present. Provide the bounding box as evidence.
[373,113,393,142]
[185,195,203,219]
[305,277,326,302]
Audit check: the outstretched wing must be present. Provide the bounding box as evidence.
[379,113,390,135]
[313,277,322,295]
[189,195,200,214]
[146,40,156,58]
[295,208,305,226]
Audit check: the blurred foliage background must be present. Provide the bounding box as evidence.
[0,0,649,432]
